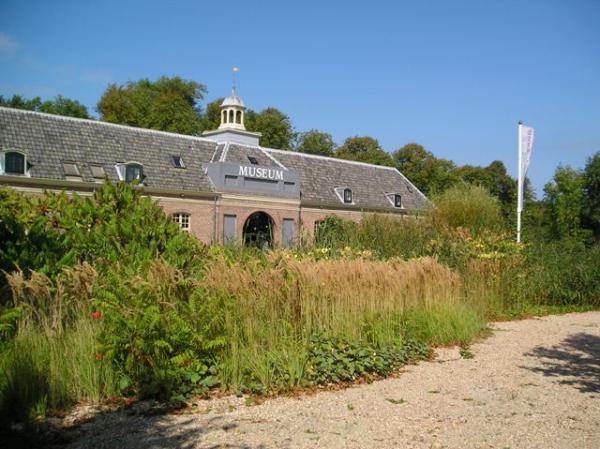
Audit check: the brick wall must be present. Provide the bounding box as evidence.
[157,197,216,243]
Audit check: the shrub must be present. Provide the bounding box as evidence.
[0,182,196,303]
[429,184,503,235]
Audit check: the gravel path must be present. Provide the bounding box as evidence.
[64,311,600,449]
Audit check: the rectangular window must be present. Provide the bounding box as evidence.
[90,165,106,179]
[62,162,80,177]
[394,194,403,208]
[223,215,237,244]
[282,219,294,248]
[343,188,353,204]
[172,213,190,231]
[125,164,143,182]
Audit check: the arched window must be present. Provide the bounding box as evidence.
[343,188,353,204]
[222,110,227,124]
[171,212,190,232]
[4,151,26,175]
[125,163,143,182]
[236,110,242,124]
[228,109,234,124]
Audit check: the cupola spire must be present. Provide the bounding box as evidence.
[202,67,261,146]
[219,67,246,130]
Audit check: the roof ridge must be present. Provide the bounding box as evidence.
[0,106,217,144]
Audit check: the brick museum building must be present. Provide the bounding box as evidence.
[0,88,428,247]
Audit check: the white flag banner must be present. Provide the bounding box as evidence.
[520,125,534,181]
[516,123,534,243]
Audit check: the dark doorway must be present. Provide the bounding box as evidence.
[243,212,274,248]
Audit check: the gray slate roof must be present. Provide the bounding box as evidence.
[0,107,428,210]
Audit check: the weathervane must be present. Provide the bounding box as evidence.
[232,66,239,95]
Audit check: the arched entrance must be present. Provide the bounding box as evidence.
[243,211,274,248]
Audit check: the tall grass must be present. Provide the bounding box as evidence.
[2,182,598,425]
[0,265,116,424]
[197,254,482,391]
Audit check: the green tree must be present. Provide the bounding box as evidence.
[392,143,459,195]
[543,165,586,240]
[454,160,518,218]
[335,136,394,166]
[198,97,224,132]
[295,130,335,156]
[0,94,90,119]
[582,152,600,240]
[97,77,206,135]
[246,107,295,149]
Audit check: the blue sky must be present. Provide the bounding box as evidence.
[1,0,599,195]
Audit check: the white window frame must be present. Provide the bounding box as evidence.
[0,149,31,177]
[172,212,191,232]
[116,161,144,183]
[334,186,354,205]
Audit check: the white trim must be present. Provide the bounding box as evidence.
[258,147,287,170]
[219,142,231,162]
[392,168,429,202]
[385,192,404,209]
[114,163,125,181]
[0,149,31,177]
[171,212,191,232]
[210,142,224,163]
[334,186,354,205]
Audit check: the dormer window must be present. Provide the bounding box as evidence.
[1,151,30,176]
[5,151,25,174]
[171,155,185,168]
[394,194,403,208]
[334,186,354,204]
[116,162,144,183]
[343,188,353,204]
[125,163,143,182]
[385,192,404,208]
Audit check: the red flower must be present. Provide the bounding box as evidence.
[95,352,104,361]
[91,310,102,320]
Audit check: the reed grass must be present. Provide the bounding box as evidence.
[198,255,479,391]
[0,265,116,424]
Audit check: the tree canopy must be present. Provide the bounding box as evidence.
[198,97,224,133]
[544,165,587,240]
[335,136,394,166]
[0,94,91,119]
[295,130,335,157]
[583,152,600,239]
[246,107,295,150]
[392,143,459,195]
[97,77,207,135]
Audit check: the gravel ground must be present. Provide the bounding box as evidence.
[62,311,600,449]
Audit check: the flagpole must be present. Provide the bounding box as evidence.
[517,121,523,243]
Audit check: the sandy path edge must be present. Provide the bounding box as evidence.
[56,311,600,449]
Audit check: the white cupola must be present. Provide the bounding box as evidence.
[219,89,246,130]
[202,67,262,146]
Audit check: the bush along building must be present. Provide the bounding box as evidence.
[0,87,428,248]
